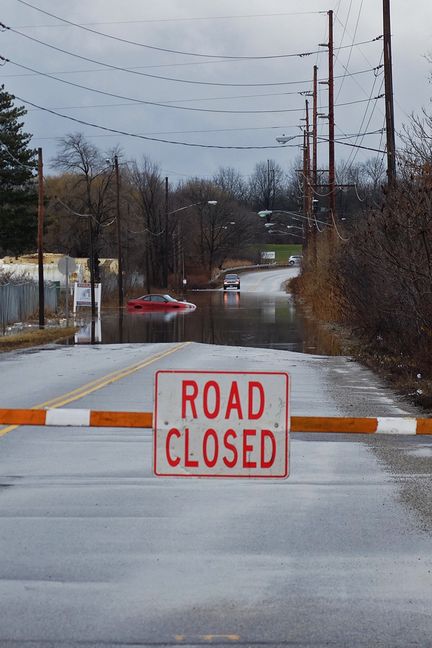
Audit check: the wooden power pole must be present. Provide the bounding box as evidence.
[114,154,124,308]
[328,9,336,229]
[312,65,318,196]
[37,147,45,328]
[164,176,169,288]
[383,0,396,183]
[305,99,312,226]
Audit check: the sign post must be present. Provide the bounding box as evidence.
[58,256,77,322]
[154,370,290,479]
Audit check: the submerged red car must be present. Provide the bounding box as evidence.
[127,294,196,311]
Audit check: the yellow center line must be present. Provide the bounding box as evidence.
[0,342,190,438]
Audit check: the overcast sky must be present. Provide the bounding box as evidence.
[2,0,432,182]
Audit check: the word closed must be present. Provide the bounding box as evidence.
[154,370,290,478]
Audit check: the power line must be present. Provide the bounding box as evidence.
[2,23,383,88]
[335,0,364,102]
[318,135,385,154]
[2,57,385,115]
[12,95,303,149]
[30,124,302,138]
[341,54,385,174]
[0,140,36,170]
[13,10,328,29]
[1,21,384,88]
[27,119,382,140]
[14,93,387,152]
[22,89,318,111]
[1,62,384,87]
[11,2,382,60]
[0,58,306,114]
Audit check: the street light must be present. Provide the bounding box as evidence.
[275,135,299,144]
[258,209,329,228]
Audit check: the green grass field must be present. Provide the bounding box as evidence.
[249,243,303,264]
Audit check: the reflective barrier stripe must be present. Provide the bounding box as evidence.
[292,416,378,434]
[0,409,431,435]
[45,408,90,427]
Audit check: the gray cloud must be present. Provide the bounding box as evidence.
[2,0,432,181]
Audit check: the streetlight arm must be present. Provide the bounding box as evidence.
[258,209,328,227]
[168,200,217,216]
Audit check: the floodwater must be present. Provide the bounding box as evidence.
[73,289,341,356]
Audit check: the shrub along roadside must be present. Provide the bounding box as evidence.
[295,172,432,410]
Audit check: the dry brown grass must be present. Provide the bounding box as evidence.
[0,326,77,352]
[296,238,345,324]
[220,258,254,270]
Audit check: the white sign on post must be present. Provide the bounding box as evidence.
[73,282,102,315]
[154,370,290,479]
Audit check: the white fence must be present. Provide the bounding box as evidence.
[0,282,58,332]
[0,263,83,287]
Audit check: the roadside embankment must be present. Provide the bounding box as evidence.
[0,326,77,353]
[291,189,432,413]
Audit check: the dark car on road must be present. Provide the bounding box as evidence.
[223,273,241,290]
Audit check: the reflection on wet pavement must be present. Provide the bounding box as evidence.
[73,290,339,355]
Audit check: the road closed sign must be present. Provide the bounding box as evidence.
[154,370,290,479]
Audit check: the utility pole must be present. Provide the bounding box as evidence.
[37,147,45,328]
[305,99,312,219]
[164,176,169,288]
[114,154,124,308]
[305,99,313,250]
[302,130,309,247]
[328,9,336,229]
[302,130,308,221]
[312,65,318,196]
[310,66,319,263]
[383,0,396,184]
[88,214,96,319]
[267,159,271,209]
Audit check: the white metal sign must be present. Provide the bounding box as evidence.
[261,251,276,261]
[154,370,290,479]
[73,282,102,315]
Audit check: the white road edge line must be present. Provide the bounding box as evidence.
[45,408,90,427]
[376,417,417,435]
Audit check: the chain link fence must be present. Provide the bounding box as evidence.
[0,282,58,333]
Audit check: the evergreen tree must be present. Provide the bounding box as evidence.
[0,85,37,256]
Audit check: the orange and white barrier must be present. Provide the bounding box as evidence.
[0,408,431,435]
[0,408,152,429]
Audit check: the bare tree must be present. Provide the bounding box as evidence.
[400,109,432,176]
[126,157,164,290]
[213,166,248,203]
[248,160,286,211]
[175,179,253,277]
[52,133,117,281]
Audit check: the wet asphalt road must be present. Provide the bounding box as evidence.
[0,269,432,647]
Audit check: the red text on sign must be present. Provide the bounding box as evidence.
[165,427,276,470]
[181,379,265,421]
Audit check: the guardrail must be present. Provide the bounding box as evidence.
[0,408,431,435]
[213,263,292,280]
